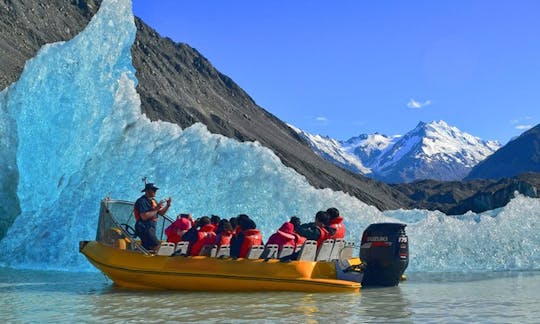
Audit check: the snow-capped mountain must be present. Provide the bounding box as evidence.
[289,125,371,174]
[292,120,501,183]
[342,133,401,163]
[371,121,501,182]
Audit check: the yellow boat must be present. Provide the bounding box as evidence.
[79,199,365,293]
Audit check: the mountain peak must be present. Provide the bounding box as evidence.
[293,120,501,183]
[414,120,451,132]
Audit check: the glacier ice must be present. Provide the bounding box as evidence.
[0,0,539,273]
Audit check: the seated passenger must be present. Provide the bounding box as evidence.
[215,219,234,246]
[266,222,299,252]
[230,217,263,258]
[289,216,307,245]
[165,213,194,243]
[296,211,336,247]
[210,215,221,232]
[233,214,250,236]
[326,207,346,239]
[229,216,238,231]
[290,216,301,231]
[182,217,217,256]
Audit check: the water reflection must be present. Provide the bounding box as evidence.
[89,290,343,322]
[2,268,540,323]
[360,287,413,321]
[0,268,411,322]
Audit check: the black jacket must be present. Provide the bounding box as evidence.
[296,222,335,241]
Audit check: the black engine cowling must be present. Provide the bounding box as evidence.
[360,223,409,287]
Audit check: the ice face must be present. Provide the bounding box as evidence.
[0,0,539,272]
[386,196,540,272]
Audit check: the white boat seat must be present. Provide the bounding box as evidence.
[329,239,346,261]
[315,239,335,261]
[199,244,216,257]
[156,242,175,256]
[209,245,219,258]
[215,245,230,258]
[174,241,190,256]
[278,245,295,259]
[261,244,279,259]
[246,245,264,259]
[297,240,317,261]
[340,242,355,260]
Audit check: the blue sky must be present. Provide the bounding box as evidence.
[132,1,539,144]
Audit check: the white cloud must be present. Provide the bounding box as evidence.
[407,99,432,109]
[315,116,328,122]
[511,116,535,131]
[515,124,532,130]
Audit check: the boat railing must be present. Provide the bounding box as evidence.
[97,198,173,254]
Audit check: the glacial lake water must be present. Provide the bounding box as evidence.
[1,268,539,323]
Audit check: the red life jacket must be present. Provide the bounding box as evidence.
[316,226,330,247]
[294,233,307,246]
[165,217,193,243]
[266,230,297,251]
[134,198,157,221]
[190,224,217,256]
[239,229,263,258]
[216,231,233,246]
[328,217,346,239]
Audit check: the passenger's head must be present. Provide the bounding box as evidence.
[289,216,301,228]
[197,216,211,227]
[217,219,233,233]
[326,207,340,219]
[315,211,330,226]
[239,217,256,230]
[237,214,250,223]
[229,217,238,229]
[278,222,295,234]
[210,215,221,225]
[178,213,192,220]
[236,214,250,229]
[175,217,192,231]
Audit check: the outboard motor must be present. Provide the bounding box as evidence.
[360,223,408,287]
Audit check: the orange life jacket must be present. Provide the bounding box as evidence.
[216,231,233,246]
[134,198,157,221]
[328,216,346,239]
[295,233,307,246]
[316,226,330,247]
[190,224,217,256]
[239,229,263,258]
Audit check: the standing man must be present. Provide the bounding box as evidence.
[134,183,172,252]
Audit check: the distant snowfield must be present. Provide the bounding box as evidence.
[0,0,537,273]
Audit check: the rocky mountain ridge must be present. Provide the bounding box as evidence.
[466,124,540,180]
